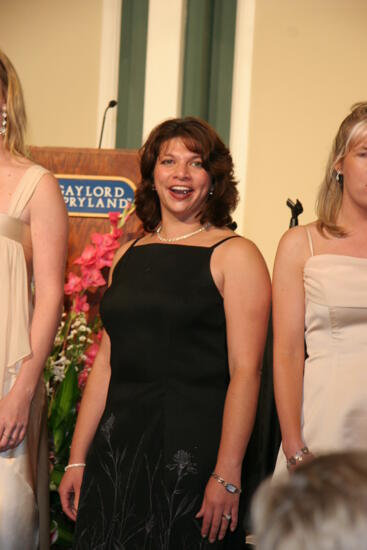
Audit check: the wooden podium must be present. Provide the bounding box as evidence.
[29,146,143,271]
[29,146,143,312]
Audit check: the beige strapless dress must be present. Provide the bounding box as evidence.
[274,242,367,476]
[0,165,50,549]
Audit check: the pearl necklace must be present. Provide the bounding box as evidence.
[156,222,210,243]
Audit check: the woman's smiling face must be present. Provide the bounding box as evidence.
[153,137,211,223]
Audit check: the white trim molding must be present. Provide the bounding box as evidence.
[142,0,187,141]
[230,0,256,236]
[96,0,123,148]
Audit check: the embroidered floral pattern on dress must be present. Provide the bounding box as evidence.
[74,415,206,550]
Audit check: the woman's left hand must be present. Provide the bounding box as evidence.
[196,475,240,543]
[0,389,31,452]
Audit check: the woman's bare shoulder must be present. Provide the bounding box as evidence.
[274,222,318,273]
[215,232,265,260]
[277,222,317,253]
[112,239,138,268]
[28,166,67,227]
[214,233,270,283]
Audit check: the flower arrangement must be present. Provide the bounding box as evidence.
[45,203,135,547]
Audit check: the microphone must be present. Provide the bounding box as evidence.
[98,100,118,148]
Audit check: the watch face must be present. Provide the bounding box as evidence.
[225,483,237,494]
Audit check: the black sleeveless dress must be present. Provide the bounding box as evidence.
[73,238,247,549]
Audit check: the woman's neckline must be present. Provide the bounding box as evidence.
[0,163,35,216]
[133,242,219,250]
[305,253,367,269]
[133,231,236,249]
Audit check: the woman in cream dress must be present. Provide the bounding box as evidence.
[273,102,367,476]
[0,51,68,549]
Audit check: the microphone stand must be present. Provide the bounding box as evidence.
[98,100,118,148]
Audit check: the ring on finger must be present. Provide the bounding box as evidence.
[222,513,232,521]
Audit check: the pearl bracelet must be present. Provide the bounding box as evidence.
[286,446,310,469]
[211,472,242,494]
[64,462,86,472]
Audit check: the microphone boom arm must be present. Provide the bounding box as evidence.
[98,100,118,148]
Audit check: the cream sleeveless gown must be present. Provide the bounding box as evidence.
[0,165,50,549]
[274,228,367,476]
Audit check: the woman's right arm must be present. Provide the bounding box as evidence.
[59,240,132,520]
[59,330,111,520]
[272,227,311,464]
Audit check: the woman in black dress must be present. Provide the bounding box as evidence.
[60,117,270,549]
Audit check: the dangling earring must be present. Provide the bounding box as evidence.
[0,105,7,137]
[208,186,214,197]
[336,171,343,185]
[152,183,156,191]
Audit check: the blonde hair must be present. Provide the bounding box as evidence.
[316,102,367,237]
[0,50,27,156]
[252,452,367,550]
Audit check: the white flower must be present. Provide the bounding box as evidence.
[53,353,68,367]
[51,364,66,382]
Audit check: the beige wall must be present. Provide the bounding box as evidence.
[1,0,102,147]
[244,0,367,270]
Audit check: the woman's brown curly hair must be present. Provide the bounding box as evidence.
[135,117,239,232]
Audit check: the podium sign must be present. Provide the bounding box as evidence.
[58,175,135,217]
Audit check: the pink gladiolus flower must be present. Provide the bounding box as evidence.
[88,233,120,268]
[96,249,115,269]
[111,226,123,239]
[74,244,98,268]
[78,367,90,390]
[64,272,83,295]
[85,342,99,366]
[81,267,106,289]
[91,232,120,253]
[108,212,120,227]
[73,294,90,313]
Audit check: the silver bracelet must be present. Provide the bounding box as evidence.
[64,462,86,472]
[211,472,242,494]
[286,446,310,469]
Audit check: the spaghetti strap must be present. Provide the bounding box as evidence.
[305,227,314,257]
[114,236,143,268]
[130,236,143,248]
[211,235,241,249]
[8,165,49,218]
